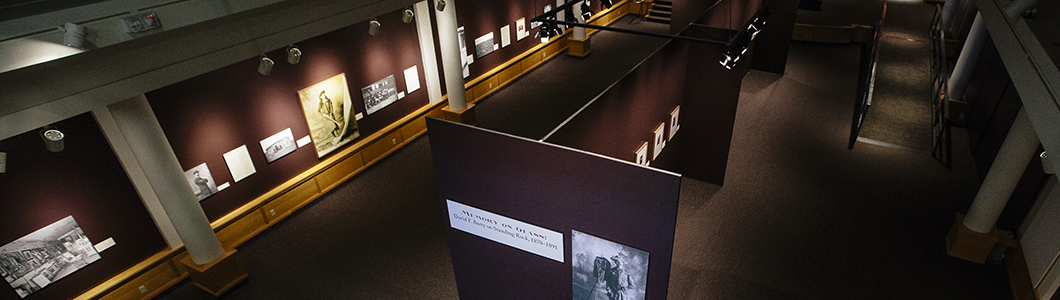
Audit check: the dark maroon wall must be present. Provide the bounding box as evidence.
[146,8,427,221]
[543,41,688,167]
[0,113,167,300]
[456,0,611,81]
[748,0,797,74]
[428,118,681,300]
[674,0,762,34]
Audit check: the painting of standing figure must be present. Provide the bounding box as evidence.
[298,73,360,158]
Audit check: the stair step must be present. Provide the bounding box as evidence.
[654,0,673,5]
[649,10,672,18]
[652,4,672,11]
[646,15,671,24]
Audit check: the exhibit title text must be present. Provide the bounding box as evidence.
[446,199,564,262]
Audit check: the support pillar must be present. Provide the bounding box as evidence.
[946,13,988,103]
[435,0,475,125]
[948,108,1040,263]
[568,3,591,58]
[107,95,247,295]
[940,0,961,31]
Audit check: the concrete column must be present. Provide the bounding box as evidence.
[107,95,224,265]
[946,13,988,102]
[435,0,468,112]
[414,1,444,105]
[573,1,587,40]
[940,0,961,30]
[964,108,1040,233]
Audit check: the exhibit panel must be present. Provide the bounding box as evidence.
[0,113,167,300]
[146,8,429,221]
[428,118,680,300]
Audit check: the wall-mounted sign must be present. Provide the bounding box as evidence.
[446,199,564,262]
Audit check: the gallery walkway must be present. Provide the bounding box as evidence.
[158,2,1012,299]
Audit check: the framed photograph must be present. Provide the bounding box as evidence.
[635,142,648,166]
[500,25,511,48]
[259,128,297,163]
[571,230,649,300]
[516,18,527,40]
[297,73,360,158]
[652,123,666,160]
[475,32,495,58]
[458,26,470,78]
[361,75,400,116]
[184,163,219,200]
[0,216,101,298]
[403,65,420,94]
[669,106,680,140]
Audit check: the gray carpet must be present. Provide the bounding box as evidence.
[157,11,1011,300]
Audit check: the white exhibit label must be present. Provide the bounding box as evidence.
[94,237,116,253]
[223,145,256,182]
[297,135,312,148]
[217,182,230,191]
[447,199,564,262]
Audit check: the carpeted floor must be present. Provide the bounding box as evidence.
[157,6,1012,300]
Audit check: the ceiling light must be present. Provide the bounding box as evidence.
[436,0,446,12]
[581,1,594,21]
[58,23,87,49]
[403,8,415,23]
[258,56,274,75]
[287,46,301,65]
[40,127,64,152]
[369,19,381,36]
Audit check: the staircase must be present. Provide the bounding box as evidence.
[646,0,672,24]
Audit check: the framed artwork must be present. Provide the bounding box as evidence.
[516,18,527,40]
[183,162,218,200]
[259,128,297,163]
[652,123,666,160]
[571,230,649,300]
[223,145,256,183]
[500,25,511,47]
[0,216,101,298]
[403,65,420,94]
[361,75,399,116]
[474,32,495,58]
[297,73,360,158]
[669,106,680,140]
[635,142,648,166]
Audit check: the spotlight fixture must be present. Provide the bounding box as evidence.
[581,0,594,21]
[719,8,768,70]
[40,126,64,152]
[536,20,560,43]
[403,7,415,23]
[287,46,301,65]
[58,22,87,49]
[601,0,614,9]
[0,152,6,173]
[369,19,381,36]
[1043,151,1055,174]
[436,0,446,11]
[258,55,274,75]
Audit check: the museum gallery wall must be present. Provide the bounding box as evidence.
[0,113,167,300]
[146,8,427,221]
[427,118,680,300]
[454,0,611,81]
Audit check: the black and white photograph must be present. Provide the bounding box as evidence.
[184,162,218,200]
[571,230,649,300]
[475,32,495,58]
[0,216,101,298]
[259,128,297,163]
[458,26,470,78]
[360,75,400,116]
[297,73,360,158]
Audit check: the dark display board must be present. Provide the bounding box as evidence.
[455,0,611,80]
[748,0,798,74]
[0,113,167,300]
[146,8,427,221]
[427,118,680,300]
[544,23,747,185]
